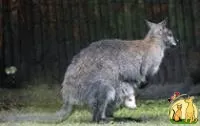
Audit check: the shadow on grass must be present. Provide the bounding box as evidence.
[112,114,167,123]
[113,117,143,122]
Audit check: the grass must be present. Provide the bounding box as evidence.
[0,84,200,126]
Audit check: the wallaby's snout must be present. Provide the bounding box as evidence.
[168,34,177,47]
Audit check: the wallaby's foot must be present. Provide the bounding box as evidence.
[98,117,112,124]
[92,117,110,123]
[105,112,114,118]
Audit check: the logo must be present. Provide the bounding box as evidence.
[168,92,198,124]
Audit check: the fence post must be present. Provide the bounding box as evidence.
[0,0,3,87]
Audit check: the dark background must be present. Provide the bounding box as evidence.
[1,0,200,88]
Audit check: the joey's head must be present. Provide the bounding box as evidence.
[124,95,137,109]
[120,83,137,109]
[145,18,177,48]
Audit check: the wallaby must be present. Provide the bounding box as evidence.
[0,18,176,123]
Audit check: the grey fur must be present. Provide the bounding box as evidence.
[60,18,176,121]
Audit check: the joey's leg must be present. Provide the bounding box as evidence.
[105,103,115,118]
[92,85,115,123]
[92,98,110,123]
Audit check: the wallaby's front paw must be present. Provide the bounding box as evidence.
[138,81,149,89]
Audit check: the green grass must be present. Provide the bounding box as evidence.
[0,85,200,126]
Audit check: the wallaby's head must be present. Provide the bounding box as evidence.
[145,18,176,47]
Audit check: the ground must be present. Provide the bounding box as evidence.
[0,84,199,126]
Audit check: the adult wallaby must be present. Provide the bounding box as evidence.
[0,18,176,123]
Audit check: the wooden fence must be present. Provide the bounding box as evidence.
[1,0,200,87]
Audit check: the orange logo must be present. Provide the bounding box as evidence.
[168,92,198,124]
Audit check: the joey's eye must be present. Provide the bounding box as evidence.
[128,98,132,101]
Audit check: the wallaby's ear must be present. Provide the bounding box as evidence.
[159,17,168,26]
[145,19,156,28]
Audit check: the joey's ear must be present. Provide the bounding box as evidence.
[159,17,168,26]
[145,19,156,28]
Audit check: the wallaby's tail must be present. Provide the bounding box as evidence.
[0,102,73,123]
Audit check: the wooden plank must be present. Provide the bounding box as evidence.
[34,0,45,83]
[123,2,132,39]
[0,0,4,86]
[191,0,200,47]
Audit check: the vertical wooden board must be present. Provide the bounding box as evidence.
[18,1,34,82]
[71,1,81,54]
[0,0,3,86]
[130,1,137,39]
[183,0,194,49]
[42,2,50,83]
[34,1,45,83]
[116,0,124,39]
[57,0,68,81]
[107,0,114,38]
[32,4,41,84]
[98,1,104,38]
[88,1,97,41]
[79,1,90,47]
[3,1,12,66]
[45,0,59,84]
[55,0,61,83]
[168,0,176,36]
[138,0,146,38]
[132,2,140,39]
[83,1,92,44]
[65,1,75,65]
[110,0,119,38]
[26,0,37,84]
[102,0,110,38]
[174,0,186,81]
[94,0,102,39]
[123,2,132,39]
[99,1,108,38]
[55,0,69,82]
[179,0,194,81]
[33,24,43,83]
[78,1,85,49]
[168,0,177,82]
[192,0,200,47]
